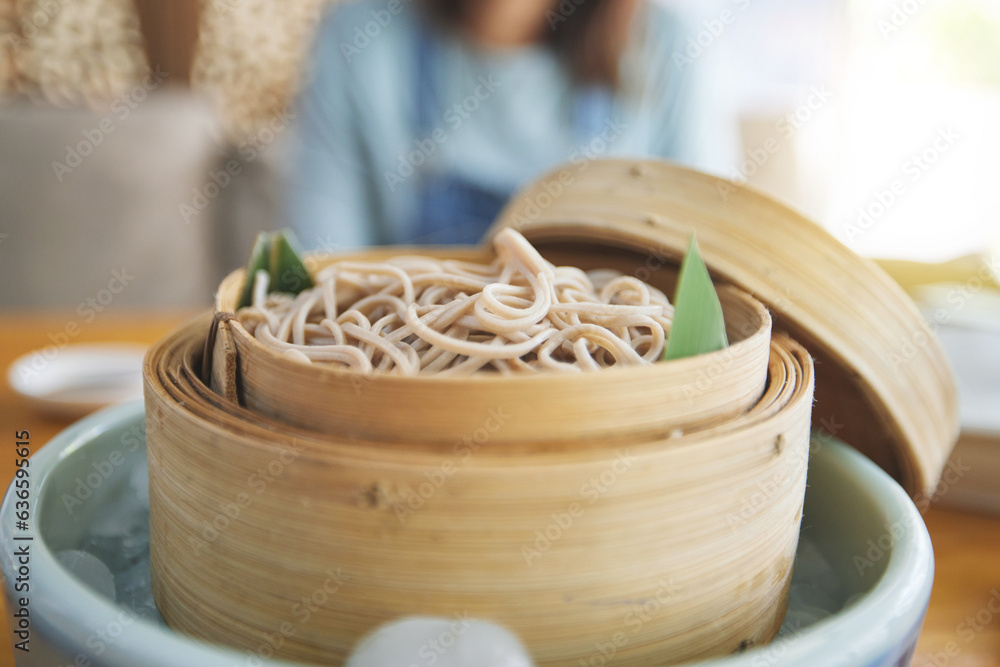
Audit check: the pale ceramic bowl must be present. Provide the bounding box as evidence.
[1,401,933,666]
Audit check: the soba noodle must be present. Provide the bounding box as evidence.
[236,229,674,375]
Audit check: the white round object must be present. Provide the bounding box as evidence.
[346,616,535,667]
[7,343,146,418]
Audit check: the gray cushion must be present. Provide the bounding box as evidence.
[0,92,222,308]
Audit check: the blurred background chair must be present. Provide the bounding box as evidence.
[0,95,219,308]
[0,0,326,308]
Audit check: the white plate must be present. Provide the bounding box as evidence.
[934,325,1000,434]
[7,343,147,419]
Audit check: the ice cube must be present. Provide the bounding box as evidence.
[80,518,149,574]
[789,534,847,609]
[115,559,165,625]
[346,616,534,667]
[788,582,840,611]
[130,455,150,511]
[776,532,846,638]
[792,535,836,582]
[56,550,116,600]
[777,604,831,637]
[87,484,146,539]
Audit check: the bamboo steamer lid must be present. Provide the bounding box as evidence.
[488,159,958,498]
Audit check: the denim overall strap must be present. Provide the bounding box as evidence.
[573,85,615,144]
[408,21,509,244]
[414,18,439,138]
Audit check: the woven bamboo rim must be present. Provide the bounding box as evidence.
[488,158,958,497]
[213,248,773,447]
[145,312,814,666]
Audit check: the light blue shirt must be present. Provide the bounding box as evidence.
[288,0,699,250]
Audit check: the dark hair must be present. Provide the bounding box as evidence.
[421,0,641,89]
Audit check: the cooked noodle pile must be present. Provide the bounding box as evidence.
[237,229,673,374]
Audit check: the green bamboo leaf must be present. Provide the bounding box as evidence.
[663,235,729,360]
[236,230,314,309]
[269,230,314,295]
[236,232,272,309]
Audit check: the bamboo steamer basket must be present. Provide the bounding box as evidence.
[213,248,773,446]
[145,314,814,667]
[143,157,956,666]
[488,159,959,498]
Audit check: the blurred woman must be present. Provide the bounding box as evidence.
[288,0,697,249]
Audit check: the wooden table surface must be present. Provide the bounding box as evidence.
[0,311,997,667]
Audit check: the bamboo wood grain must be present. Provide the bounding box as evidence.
[487,158,959,498]
[207,316,239,405]
[144,311,814,666]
